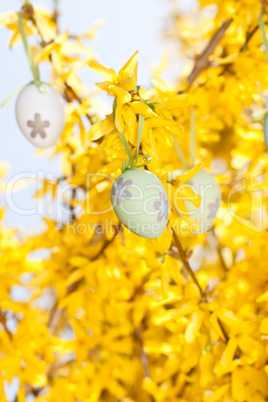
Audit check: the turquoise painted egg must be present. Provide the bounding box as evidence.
[111,169,169,239]
[168,168,221,234]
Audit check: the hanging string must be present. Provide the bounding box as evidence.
[172,107,196,168]
[189,107,196,168]
[1,82,31,107]
[171,132,188,168]
[259,12,268,64]
[1,10,47,106]
[134,114,145,158]
[113,98,151,172]
[18,11,44,89]
[118,131,134,163]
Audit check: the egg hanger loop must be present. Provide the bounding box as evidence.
[259,11,268,64]
[171,132,188,168]
[113,98,152,173]
[1,10,47,107]
[18,11,46,92]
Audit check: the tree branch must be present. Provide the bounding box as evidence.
[240,25,259,51]
[188,18,233,84]
[91,224,122,261]
[136,327,151,378]
[0,311,12,340]
[211,228,228,273]
[172,228,206,300]
[217,317,229,343]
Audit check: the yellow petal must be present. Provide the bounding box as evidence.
[89,60,117,82]
[0,11,18,26]
[87,115,114,141]
[178,185,201,208]
[176,164,203,184]
[260,317,268,334]
[147,118,180,129]
[130,101,156,117]
[112,87,131,104]
[34,12,56,42]
[124,107,138,145]
[256,290,268,303]
[185,311,203,343]
[118,50,138,84]
[119,77,136,91]
[220,338,238,370]
[199,352,215,387]
[115,104,125,133]
[158,95,188,110]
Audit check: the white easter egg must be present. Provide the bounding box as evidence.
[169,168,221,234]
[15,83,65,148]
[111,169,169,239]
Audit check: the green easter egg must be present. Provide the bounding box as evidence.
[168,168,221,234]
[111,169,169,239]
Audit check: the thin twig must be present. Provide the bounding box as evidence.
[136,327,150,378]
[64,83,94,124]
[240,25,259,51]
[211,228,228,272]
[219,25,259,76]
[172,227,205,300]
[48,303,64,335]
[217,318,229,343]
[0,311,12,340]
[91,224,122,261]
[188,18,233,84]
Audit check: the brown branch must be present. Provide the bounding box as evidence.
[188,18,233,84]
[91,224,122,261]
[64,83,94,125]
[48,303,64,335]
[0,311,12,340]
[23,384,43,398]
[211,228,228,273]
[240,25,259,51]
[171,229,229,343]
[136,327,151,378]
[217,318,229,343]
[171,227,205,300]
[219,25,259,76]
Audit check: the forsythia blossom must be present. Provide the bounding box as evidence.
[0,0,268,401]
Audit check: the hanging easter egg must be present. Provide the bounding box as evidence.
[111,169,169,239]
[15,83,65,148]
[264,114,268,151]
[168,168,221,234]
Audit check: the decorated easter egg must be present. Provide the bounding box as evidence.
[169,168,221,234]
[15,83,65,148]
[111,169,169,239]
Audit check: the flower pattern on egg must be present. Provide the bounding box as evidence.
[27,113,50,139]
[153,191,169,222]
[112,177,133,205]
[207,197,220,219]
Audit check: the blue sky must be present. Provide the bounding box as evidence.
[0,0,195,232]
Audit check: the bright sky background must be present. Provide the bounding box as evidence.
[0,0,195,233]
